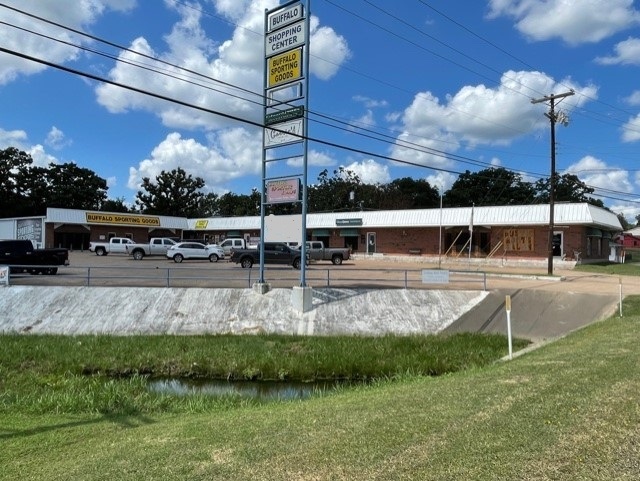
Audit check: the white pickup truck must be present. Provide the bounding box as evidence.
[219,238,247,256]
[125,237,177,260]
[88,237,135,256]
[219,238,259,256]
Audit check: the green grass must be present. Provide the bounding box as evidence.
[573,246,640,276]
[575,260,640,276]
[0,333,524,415]
[2,301,640,480]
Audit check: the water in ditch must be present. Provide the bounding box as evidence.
[148,378,354,401]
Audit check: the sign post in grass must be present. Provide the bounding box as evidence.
[505,295,513,360]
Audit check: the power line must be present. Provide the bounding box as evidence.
[0,3,638,206]
[0,4,538,175]
[1,42,634,208]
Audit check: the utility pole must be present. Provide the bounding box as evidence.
[531,90,574,275]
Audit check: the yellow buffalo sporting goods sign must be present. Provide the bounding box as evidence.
[85,212,160,227]
[268,47,302,88]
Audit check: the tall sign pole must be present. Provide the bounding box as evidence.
[263,1,310,292]
[531,90,574,275]
[300,0,311,288]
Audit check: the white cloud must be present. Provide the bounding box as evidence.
[347,96,390,131]
[0,128,29,150]
[95,4,260,131]
[564,155,633,194]
[608,202,640,225]
[45,126,71,150]
[0,128,58,167]
[212,0,256,21]
[0,0,135,85]
[27,144,58,167]
[127,129,261,193]
[286,150,337,168]
[562,156,640,219]
[624,91,640,106]
[308,17,351,80]
[95,2,349,131]
[350,110,376,129]
[621,114,640,142]
[595,37,640,65]
[564,156,639,223]
[353,95,388,109]
[391,70,596,168]
[488,0,640,45]
[425,171,457,192]
[343,159,390,185]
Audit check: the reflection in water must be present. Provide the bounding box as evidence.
[148,378,350,401]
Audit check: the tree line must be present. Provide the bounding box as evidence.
[1,146,633,228]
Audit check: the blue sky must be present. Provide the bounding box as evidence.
[1,0,640,220]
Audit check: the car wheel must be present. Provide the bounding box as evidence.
[332,255,343,265]
[96,247,105,256]
[209,254,219,262]
[293,258,301,270]
[241,257,253,269]
[133,250,144,260]
[173,254,184,263]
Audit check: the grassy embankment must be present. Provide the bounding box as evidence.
[1,333,526,414]
[1,267,639,480]
[2,309,639,480]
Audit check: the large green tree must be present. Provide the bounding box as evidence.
[0,147,33,217]
[217,189,261,217]
[0,148,108,216]
[100,197,132,213]
[308,167,362,212]
[534,173,604,207]
[43,162,108,210]
[135,167,218,217]
[380,177,440,209]
[617,213,632,231]
[444,167,535,207]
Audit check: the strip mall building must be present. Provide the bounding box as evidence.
[0,202,623,265]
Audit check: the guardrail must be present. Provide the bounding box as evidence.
[5,264,487,290]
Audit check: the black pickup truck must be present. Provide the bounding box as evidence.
[230,242,305,269]
[0,239,69,275]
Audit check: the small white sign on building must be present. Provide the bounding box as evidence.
[422,269,450,284]
[0,266,10,286]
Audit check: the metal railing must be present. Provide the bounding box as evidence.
[5,264,487,290]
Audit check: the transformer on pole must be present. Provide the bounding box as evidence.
[531,90,574,275]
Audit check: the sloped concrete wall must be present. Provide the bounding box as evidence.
[0,286,487,336]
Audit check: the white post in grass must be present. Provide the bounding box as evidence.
[619,277,623,317]
[505,295,513,360]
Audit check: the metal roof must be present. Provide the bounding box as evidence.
[46,208,188,229]
[187,216,261,230]
[188,202,622,232]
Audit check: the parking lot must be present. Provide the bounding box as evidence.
[6,250,640,297]
[7,251,492,290]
